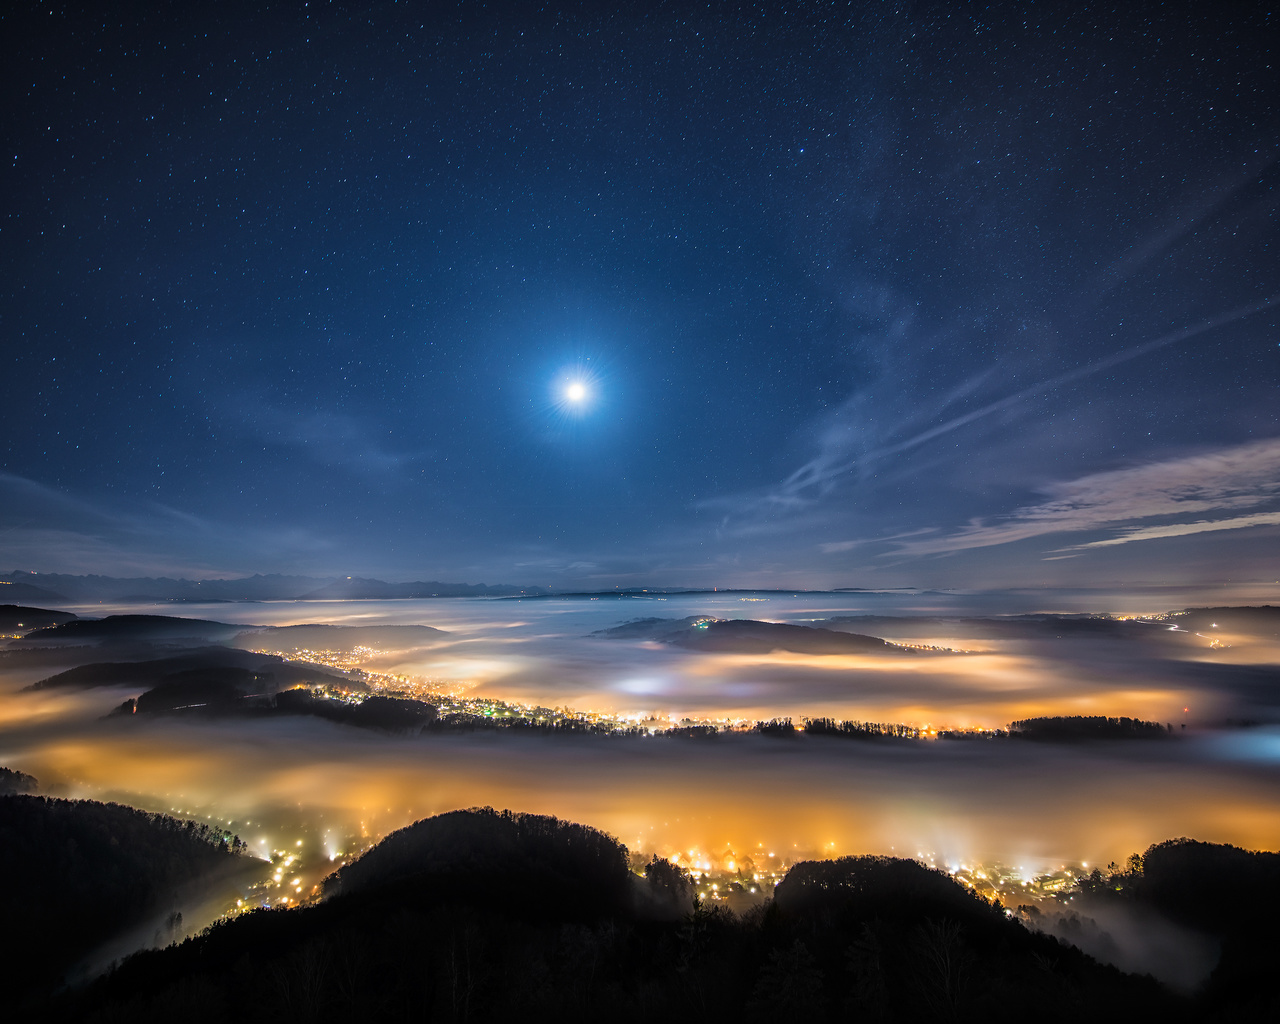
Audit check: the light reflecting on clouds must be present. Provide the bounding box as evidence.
[4,593,1280,874]
[7,716,1280,874]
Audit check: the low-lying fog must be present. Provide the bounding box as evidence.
[4,591,1280,881]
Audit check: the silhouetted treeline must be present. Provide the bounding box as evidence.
[1009,716,1172,740]
[36,807,1187,1024]
[1068,837,1280,1019]
[935,728,1008,740]
[802,717,924,740]
[107,680,1185,746]
[111,682,437,733]
[0,793,246,1007]
[115,685,646,737]
[424,712,640,737]
[790,717,1168,744]
[0,766,38,794]
[275,690,438,731]
[664,724,719,739]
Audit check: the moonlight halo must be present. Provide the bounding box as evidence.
[550,362,603,419]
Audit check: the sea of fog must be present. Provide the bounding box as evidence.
[4,590,1280,915]
[43,589,1280,724]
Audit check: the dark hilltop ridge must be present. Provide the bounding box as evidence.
[821,607,1280,642]
[0,604,77,633]
[1165,606,1280,638]
[0,783,252,1010]
[8,612,454,655]
[232,622,452,654]
[22,648,447,733]
[7,797,1277,1023]
[0,767,38,795]
[822,613,1143,640]
[24,645,343,691]
[16,614,247,645]
[593,616,912,654]
[0,578,71,603]
[24,647,357,693]
[595,607,1280,654]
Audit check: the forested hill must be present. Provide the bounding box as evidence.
[0,791,249,1008]
[44,809,1184,1024]
[10,800,1280,1021]
[0,604,77,633]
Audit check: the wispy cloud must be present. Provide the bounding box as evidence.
[829,297,1277,503]
[217,392,424,477]
[266,408,417,474]
[705,294,1280,534]
[821,528,937,555]
[1087,148,1279,304]
[0,471,336,577]
[819,539,866,554]
[1073,511,1280,549]
[892,438,1280,556]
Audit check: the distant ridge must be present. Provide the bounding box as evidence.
[298,577,547,600]
[17,614,244,644]
[0,571,548,603]
[0,573,901,604]
[0,578,69,603]
[0,605,77,632]
[508,587,926,599]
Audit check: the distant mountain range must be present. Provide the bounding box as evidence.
[0,571,549,603]
[0,573,937,605]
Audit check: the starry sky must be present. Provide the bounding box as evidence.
[2,1,1277,589]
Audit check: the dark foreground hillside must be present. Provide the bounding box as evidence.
[11,799,1280,1022]
[1069,837,1280,1021]
[36,809,1189,1024]
[0,792,251,1008]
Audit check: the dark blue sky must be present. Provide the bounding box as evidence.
[2,2,1277,588]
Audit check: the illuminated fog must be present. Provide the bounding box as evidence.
[3,593,1279,892]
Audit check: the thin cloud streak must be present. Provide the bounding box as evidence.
[845,295,1280,487]
[1087,148,1279,304]
[708,294,1280,528]
[892,438,1280,556]
[1073,511,1280,549]
[821,528,937,555]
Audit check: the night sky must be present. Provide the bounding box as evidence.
[3,2,1277,588]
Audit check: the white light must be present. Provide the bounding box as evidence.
[565,381,587,403]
